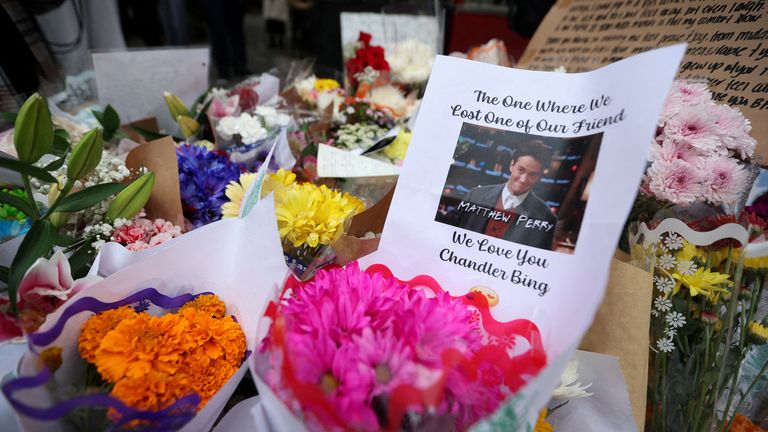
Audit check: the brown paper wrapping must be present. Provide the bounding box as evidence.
[124,136,185,228]
[333,187,394,265]
[580,256,652,431]
[122,117,160,144]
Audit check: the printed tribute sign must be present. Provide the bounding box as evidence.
[368,46,686,384]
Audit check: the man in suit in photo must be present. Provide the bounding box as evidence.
[457,140,557,250]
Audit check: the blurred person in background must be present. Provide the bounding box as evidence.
[263,0,288,49]
[288,0,313,56]
[0,0,60,114]
[159,0,188,46]
[200,0,250,81]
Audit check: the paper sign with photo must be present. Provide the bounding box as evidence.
[363,46,685,424]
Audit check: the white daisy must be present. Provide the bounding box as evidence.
[666,311,686,328]
[651,309,660,317]
[677,259,697,276]
[664,233,684,250]
[656,337,675,353]
[654,275,675,294]
[654,296,673,312]
[658,253,676,270]
[664,327,677,338]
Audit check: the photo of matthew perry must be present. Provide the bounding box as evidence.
[435,123,602,254]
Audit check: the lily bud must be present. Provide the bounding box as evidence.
[164,92,190,119]
[67,128,103,180]
[14,93,54,163]
[106,171,155,221]
[177,115,200,138]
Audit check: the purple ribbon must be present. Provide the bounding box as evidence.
[2,287,244,431]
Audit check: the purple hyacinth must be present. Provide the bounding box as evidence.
[177,144,242,228]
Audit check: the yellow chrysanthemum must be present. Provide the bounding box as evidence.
[78,306,139,364]
[95,313,193,383]
[534,409,554,432]
[744,254,768,270]
[748,321,768,345]
[383,129,412,162]
[314,78,340,92]
[672,268,732,300]
[678,241,704,263]
[262,169,297,197]
[179,294,227,319]
[221,173,257,219]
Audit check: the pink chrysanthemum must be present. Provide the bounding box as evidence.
[355,328,418,396]
[661,106,723,156]
[647,159,703,205]
[648,137,698,163]
[442,364,506,429]
[395,291,483,368]
[698,157,748,206]
[710,104,756,159]
[661,80,712,122]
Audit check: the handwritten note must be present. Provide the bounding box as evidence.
[317,144,400,178]
[92,48,209,134]
[519,0,768,161]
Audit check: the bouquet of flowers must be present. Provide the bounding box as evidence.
[344,32,391,94]
[629,212,768,431]
[635,79,756,218]
[222,169,364,279]
[85,210,183,252]
[254,262,547,431]
[294,76,346,115]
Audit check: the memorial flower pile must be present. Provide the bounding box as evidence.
[257,263,547,431]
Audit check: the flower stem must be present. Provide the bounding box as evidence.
[21,174,39,220]
[723,357,768,432]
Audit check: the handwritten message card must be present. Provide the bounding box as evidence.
[362,45,686,423]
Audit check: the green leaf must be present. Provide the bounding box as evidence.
[7,220,55,312]
[43,154,67,172]
[68,244,95,279]
[128,124,169,141]
[0,156,57,183]
[195,99,213,124]
[1,112,17,123]
[102,105,120,140]
[0,191,36,217]
[56,183,127,212]
[51,129,70,156]
[53,233,77,247]
[0,265,8,283]
[92,109,104,124]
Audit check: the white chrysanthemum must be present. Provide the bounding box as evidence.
[295,75,317,102]
[255,106,291,129]
[387,39,436,84]
[216,113,268,144]
[551,360,593,400]
[368,84,409,116]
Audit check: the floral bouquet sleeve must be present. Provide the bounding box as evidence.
[2,196,289,431]
[252,262,547,431]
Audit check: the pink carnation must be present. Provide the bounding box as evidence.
[112,223,149,245]
[698,157,748,206]
[661,106,724,156]
[153,219,182,237]
[647,159,703,205]
[148,232,174,247]
[125,240,151,252]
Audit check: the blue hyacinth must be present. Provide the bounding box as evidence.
[176,144,242,228]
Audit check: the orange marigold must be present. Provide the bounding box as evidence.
[110,371,198,414]
[728,413,766,432]
[78,306,138,364]
[179,356,239,406]
[180,308,245,365]
[95,313,193,383]
[179,294,227,318]
[39,346,63,373]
